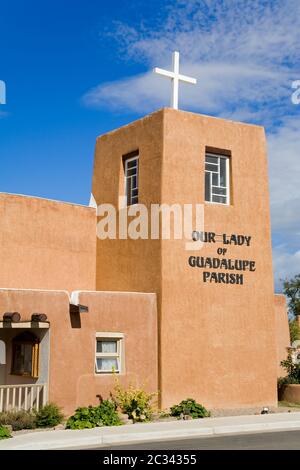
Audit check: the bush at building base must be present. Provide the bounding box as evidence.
[113,380,157,423]
[0,403,64,431]
[278,355,300,387]
[66,400,121,430]
[0,425,11,439]
[0,410,37,431]
[170,399,211,419]
[35,403,64,427]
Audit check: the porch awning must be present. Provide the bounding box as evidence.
[0,321,49,329]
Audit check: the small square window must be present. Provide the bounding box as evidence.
[95,334,124,374]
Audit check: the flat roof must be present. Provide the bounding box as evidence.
[96,107,264,141]
[0,192,94,210]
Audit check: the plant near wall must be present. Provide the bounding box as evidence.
[0,425,11,439]
[35,403,64,428]
[289,320,300,343]
[170,399,211,419]
[0,410,36,431]
[113,380,157,423]
[278,354,300,386]
[66,400,121,430]
[284,274,300,317]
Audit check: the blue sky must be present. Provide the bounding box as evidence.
[0,0,155,203]
[1,0,300,289]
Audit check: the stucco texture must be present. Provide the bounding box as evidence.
[93,108,281,410]
[0,288,158,416]
[0,194,97,292]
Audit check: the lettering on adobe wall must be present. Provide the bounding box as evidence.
[188,231,255,285]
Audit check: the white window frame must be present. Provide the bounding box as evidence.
[95,332,125,374]
[205,153,230,205]
[124,155,139,206]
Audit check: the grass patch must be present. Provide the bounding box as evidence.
[278,401,300,409]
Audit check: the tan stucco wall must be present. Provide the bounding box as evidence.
[0,194,97,292]
[93,108,279,409]
[274,294,290,376]
[92,110,163,295]
[0,288,158,416]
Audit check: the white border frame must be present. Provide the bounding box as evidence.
[95,332,125,374]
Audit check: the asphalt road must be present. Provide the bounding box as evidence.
[99,430,300,450]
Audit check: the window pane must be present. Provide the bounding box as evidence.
[205,164,218,172]
[132,176,137,189]
[206,155,218,164]
[126,177,132,204]
[12,343,32,375]
[23,344,32,374]
[212,195,227,204]
[205,172,211,202]
[12,344,23,374]
[212,187,226,195]
[97,340,117,353]
[96,357,118,372]
[212,173,218,185]
[220,159,227,187]
[126,168,137,177]
[126,159,137,169]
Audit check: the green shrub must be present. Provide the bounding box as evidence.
[35,403,64,428]
[0,425,11,439]
[66,400,121,430]
[278,354,300,387]
[0,410,36,431]
[114,381,157,423]
[170,399,210,419]
[289,320,300,343]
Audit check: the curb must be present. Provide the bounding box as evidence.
[1,415,300,450]
[84,421,300,449]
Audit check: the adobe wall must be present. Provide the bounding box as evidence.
[160,109,278,409]
[0,288,158,416]
[93,108,279,410]
[0,194,96,292]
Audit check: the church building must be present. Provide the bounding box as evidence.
[0,53,291,416]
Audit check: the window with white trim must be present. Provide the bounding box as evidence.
[124,153,139,206]
[205,153,230,205]
[95,333,124,374]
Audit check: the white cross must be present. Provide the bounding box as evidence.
[153,51,197,110]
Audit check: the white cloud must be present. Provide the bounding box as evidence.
[268,117,300,206]
[82,62,287,119]
[83,0,300,288]
[273,246,300,291]
[83,0,300,121]
[267,116,300,288]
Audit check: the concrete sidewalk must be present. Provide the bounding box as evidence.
[1,412,300,450]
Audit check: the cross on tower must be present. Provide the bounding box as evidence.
[153,51,197,110]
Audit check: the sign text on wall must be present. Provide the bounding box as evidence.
[189,231,255,285]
